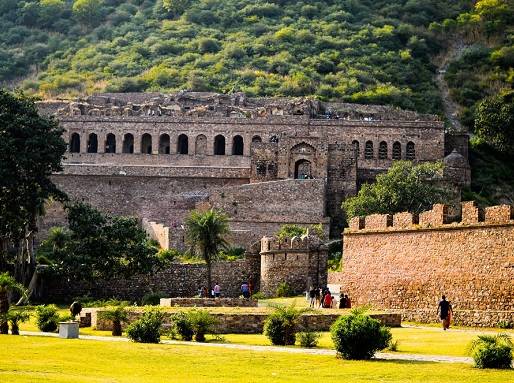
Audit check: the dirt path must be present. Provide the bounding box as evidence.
[19,331,473,364]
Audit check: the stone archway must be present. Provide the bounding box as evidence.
[289,142,316,178]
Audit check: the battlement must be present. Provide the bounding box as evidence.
[260,234,325,253]
[346,202,514,233]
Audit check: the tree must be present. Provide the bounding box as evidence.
[185,209,229,292]
[0,273,26,334]
[162,0,192,17]
[0,90,66,287]
[98,305,129,336]
[474,91,514,153]
[72,0,103,27]
[342,161,449,219]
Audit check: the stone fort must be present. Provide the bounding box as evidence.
[37,91,470,249]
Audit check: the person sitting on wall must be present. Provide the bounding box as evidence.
[241,282,250,299]
[437,295,453,330]
[213,283,221,298]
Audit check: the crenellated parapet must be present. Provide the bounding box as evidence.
[260,234,325,253]
[346,201,514,233]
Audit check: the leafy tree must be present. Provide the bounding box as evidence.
[98,305,129,336]
[6,309,31,335]
[185,209,229,291]
[474,91,514,153]
[0,90,66,287]
[275,224,307,240]
[162,0,192,17]
[72,0,103,27]
[342,161,449,219]
[0,273,26,334]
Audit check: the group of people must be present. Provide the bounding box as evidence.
[308,286,352,309]
[197,281,253,299]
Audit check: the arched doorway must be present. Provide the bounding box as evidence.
[141,134,152,154]
[214,135,226,155]
[87,133,97,153]
[295,159,312,179]
[232,135,244,155]
[195,134,207,155]
[69,133,80,153]
[105,133,116,153]
[159,134,170,154]
[123,134,134,153]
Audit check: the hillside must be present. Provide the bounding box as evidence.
[1,0,471,113]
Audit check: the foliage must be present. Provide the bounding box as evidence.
[474,91,514,153]
[497,321,513,329]
[0,272,27,334]
[251,292,266,300]
[218,246,245,261]
[297,331,320,348]
[126,309,164,343]
[275,225,307,240]
[0,0,475,114]
[469,334,513,369]
[185,209,229,291]
[37,202,161,282]
[98,305,129,336]
[275,282,294,298]
[387,339,400,352]
[171,311,194,341]
[331,308,392,360]
[187,309,217,342]
[327,242,342,272]
[342,161,449,219]
[6,309,31,335]
[73,296,130,308]
[263,304,310,346]
[141,291,167,306]
[35,305,60,332]
[0,90,66,285]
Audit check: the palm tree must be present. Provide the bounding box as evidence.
[98,306,129,336]
[185,209,229,293]
[0,272,26,334]
[6,309,31,335]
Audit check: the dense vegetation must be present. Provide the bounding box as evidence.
[0,0,471,113]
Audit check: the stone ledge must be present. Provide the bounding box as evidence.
[160,298,258,308]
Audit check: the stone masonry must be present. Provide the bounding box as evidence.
[329,201,514,327]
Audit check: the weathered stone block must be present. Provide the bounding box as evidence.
[484,205,513,224]
[461,201,480,225]
[364,214,392,230]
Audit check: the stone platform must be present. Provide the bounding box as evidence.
[160,297,258,307]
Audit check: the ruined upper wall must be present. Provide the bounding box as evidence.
[37,91,440,121]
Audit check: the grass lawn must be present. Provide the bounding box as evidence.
[1,335,512,383]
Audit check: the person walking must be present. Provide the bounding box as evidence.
[437,295,453,330]
[213,283,221,298]
[309,286,317,308]
[241,281,250,299]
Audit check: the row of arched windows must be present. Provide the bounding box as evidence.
[352,140,416,160]
[68,133,263,155]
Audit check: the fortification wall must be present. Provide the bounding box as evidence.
[43,256,261,302]
[329,202,514,327]
[142,219,170,249]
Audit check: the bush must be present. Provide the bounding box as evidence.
[126,309,164,343]
[469,334,513,369]
[298,331,320,348]
[188,309,217,342]
[497,321,513,329]
[263,304,309,346]
[171,312,194,341]
[251,292,266,300]
[275,282,293,298]
[7,309,31,335]
[98,306,129,336]
[35,305,60,332]
[387,339,399,352]
[330,309,392,360]
[141,291,167,306]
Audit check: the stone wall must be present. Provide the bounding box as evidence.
[142,219,170,249]
[260,235,328,296]
[160,298,258,307]
[88,309,401,333]
[329,202,514,327]
[43,257,261,302]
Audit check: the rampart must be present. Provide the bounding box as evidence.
[329,202,514,327]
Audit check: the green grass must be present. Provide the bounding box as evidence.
[1,335,512,383]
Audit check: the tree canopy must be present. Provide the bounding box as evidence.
[342,161,449,219]
[0,89,66,284]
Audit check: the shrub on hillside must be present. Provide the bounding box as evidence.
[469,334,513,369]
[263,304,309,346]
[35,305,60,332]
[331,308,392,360]
[126,309,164,343]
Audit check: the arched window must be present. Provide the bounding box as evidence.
[123,134,134,153]
[252,135,262,143]
[379,141,388,159]
[392,141,401,160]
[232,135,244,155]
[87,133,98,153]
[159,134,170,154]
[195,134,207,155]
[69,133,80,153]
[364,141,373,159]
[214,135,226,155]
[294,159,312,179]
[141,134,152,154]
[105,133,116,153]
[177,134,188,154]
[406,141,415,160]
[352,140,360,157]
